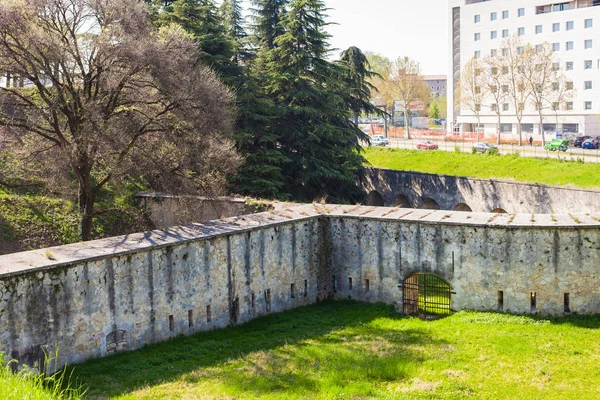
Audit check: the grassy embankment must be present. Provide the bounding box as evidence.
[72,301,600,400]
[364,147,600,188]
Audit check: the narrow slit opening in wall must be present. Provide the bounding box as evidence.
[365,279,370,292]
[564,293,570,313]
[452,251,455,273]
[188,310,194,328]
[530,292,537,313]
[332,275,337,292]
[206,305,212,323]
[168,315,174,332]
[497,290,504,311]
[291,283,295,299]
[304,279,308,297]
[265,289,271,312]
[251,293,255,309]
[348,277,353,290]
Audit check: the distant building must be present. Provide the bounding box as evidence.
[448,0,600,136]
[423,75,447,97]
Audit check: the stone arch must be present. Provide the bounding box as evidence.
[402,273,452,318]
[420,198,440,210]
[393,194,411,208]
[366,191,384,206]
[491,208,508,214]
[454,203,472,212]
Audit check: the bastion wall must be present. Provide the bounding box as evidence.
[0,204,598,371]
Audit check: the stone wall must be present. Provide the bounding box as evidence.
[364,168,600,214]
[0,204,598,371]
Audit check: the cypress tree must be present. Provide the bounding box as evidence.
[262,0,368,203]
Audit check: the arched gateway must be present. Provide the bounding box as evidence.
[402,273,453,319]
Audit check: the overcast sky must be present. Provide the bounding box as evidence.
[240,0,448,75]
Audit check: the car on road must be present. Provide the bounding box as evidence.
[574,136,592,147]
[416,141,438,150]
[473,142,498,154]
[582,138,600,149]
[370,135,389,146]
[544,139,569,152]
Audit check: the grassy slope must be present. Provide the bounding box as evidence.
[364,147,600,188]
[71,301,600,400]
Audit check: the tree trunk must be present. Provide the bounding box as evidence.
[77,168,95,241]
[539,113,546,146]
[517,118,523,146]
[496,113,501,145]
[405,109,411,140]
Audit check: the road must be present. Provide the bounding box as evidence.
[371,138,600,163]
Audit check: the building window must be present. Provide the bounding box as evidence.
[552,102,559,110]
[565,102,573,110]
[553,82,560,91]
[474,50,480,59]
[491,103,498,111]
[475,32,481,41]
[566,61,573,70]
[585,81,592,90]
[502,48,508,56]
[500,123,512,132]
[475,14,481,23]
[535,25,542,34]
[518,27,525,36]
[552,43,560,51]
[502,104,509,111]
[518,46,524,54]
[535,44,542,52]
[585,39,593,49]
[566,41,573,51]
[501,66,508,74]
[585,19,593,29]
[491,30,497,39]
[585,101,592,110]
[585,60,593,69]
[502,29,509,38]
[502,10,509,19]
[553,23,560,32]
[490,48,497,57]
[552,62,560,70]
[518,8,525,17]
[502,85,509,93]
[566,81,574,90]
[566,21,574,30]
[554,3,570,12]
[491,12,497,21]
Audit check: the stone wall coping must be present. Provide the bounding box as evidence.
[135,192,249,203]
[368,167,600,194]
[0,204,598,277]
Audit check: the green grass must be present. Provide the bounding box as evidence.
[0,353,84,400]
[71,301,600,399]
[364,147,600,188]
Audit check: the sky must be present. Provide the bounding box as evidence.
[240,0,448,75]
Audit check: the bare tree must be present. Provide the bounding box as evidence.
[481,55,508,145]
[502,35,532,146]
[522,42,570,146]
[460,57,487,139]
[547,74,576,135]
[383,56,430,139]
[0,0,239,240]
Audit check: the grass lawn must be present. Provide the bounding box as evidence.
[364,147,600,188]
[71,301,600,399]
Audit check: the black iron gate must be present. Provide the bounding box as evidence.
[402,273,453,319]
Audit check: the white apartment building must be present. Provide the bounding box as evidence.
[449,0,600,137]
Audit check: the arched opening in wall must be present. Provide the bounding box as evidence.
[403,273,452,319]
[491,208,508,214]
[393,194,411,208]
[454,203,472,212]
[366,191,384,206]
[420,198,440,210]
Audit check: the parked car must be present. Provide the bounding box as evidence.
[544,139,569,152]
[473,142,498,154]
[370,135,389,146]
[574,136,592,147]
[582,138,600,149]
[416,140,438,150]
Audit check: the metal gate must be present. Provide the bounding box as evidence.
[402,273,453,319]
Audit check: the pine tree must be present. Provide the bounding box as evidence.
[251,0,289,49]
[262,0,368,203]
[220,0,248,65]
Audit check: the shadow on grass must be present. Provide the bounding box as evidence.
[71,301,443,398]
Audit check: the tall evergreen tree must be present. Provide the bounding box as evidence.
[251,0,288,49]
[220,0,248,65]
[262,0,368,203]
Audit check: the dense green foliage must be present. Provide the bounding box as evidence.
[72,301,600,399]
[365,147,600,188]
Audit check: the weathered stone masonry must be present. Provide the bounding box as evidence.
[0,204,598,371]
